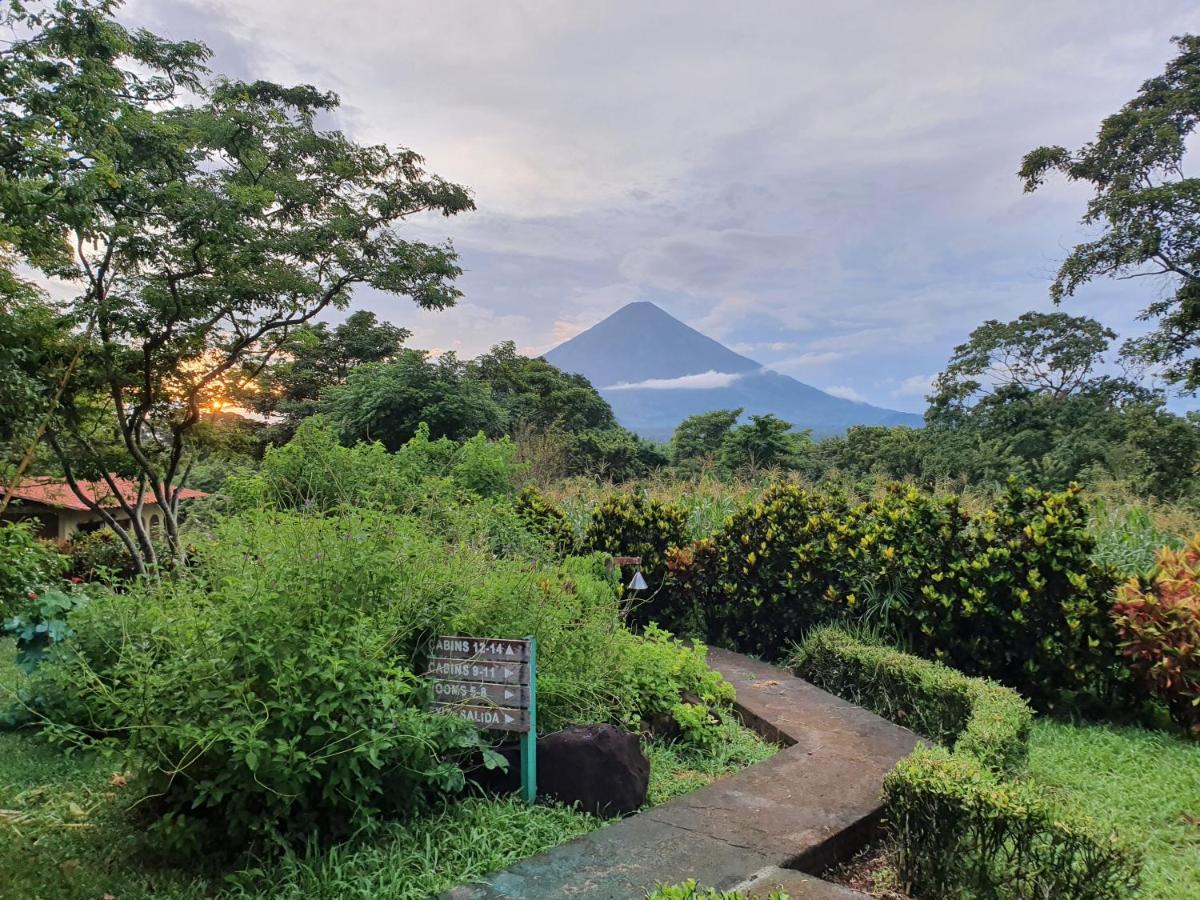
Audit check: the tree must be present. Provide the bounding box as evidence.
[320,352,504,450]
[249,310,410,441]
[720,414,810,472]
[469,341,616,433]
[1020,35,1200,390]
[927,311,1141,421]
[1,1,472,571]
[670,408,742,467]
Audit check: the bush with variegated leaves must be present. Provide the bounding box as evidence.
[1112,535,1200,735]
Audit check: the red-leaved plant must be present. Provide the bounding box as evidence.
[1112,536,1200,735]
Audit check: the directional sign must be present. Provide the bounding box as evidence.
[427,657,526,685]
[433,636,530,663]
[431,703,530,732]
[427,634,538,801]
[431,679,529,708]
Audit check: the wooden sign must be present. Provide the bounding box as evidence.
[427,635,535,735]
[432,636,530,663]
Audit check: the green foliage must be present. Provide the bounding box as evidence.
[670,484,861,655]
[2,582,95,673]
[249,311,411,442]
[646,882,787,900]
[1021,35,1200,390]
[322,352,505,450]
[1112,536,1200,735]
[514,486,577,555]
[2,0,473,564]
[610,626,735,750]
[450,433,524,499]
[670,408,742,468]
[1089,496,1184,577]
[0,522,65,618]
[669,481,1125,711]
[29,510,496,848]
[583,492,689,614]
[562,428,669,481]
[719,414,811,473]
[793,627,1032,771]
[63,529,139,583]
[883,745,1140,900]
[470,341,617,434]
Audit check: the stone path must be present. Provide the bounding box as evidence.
[442,648,920,900]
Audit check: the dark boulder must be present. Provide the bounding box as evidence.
[469,724,649,818]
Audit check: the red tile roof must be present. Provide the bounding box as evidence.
[1,477,207,511]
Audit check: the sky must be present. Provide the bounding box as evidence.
[127,0,1200,413]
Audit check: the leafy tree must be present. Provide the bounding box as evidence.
[249,310,410,441]
[1,1,472,571]
[928,311,1143,421]
[1020,35,1200,390]
[469,341,616,433]
[720,414,810,472]
[670,408,742,467]
[321,352,504,450]
[562,429,668,481]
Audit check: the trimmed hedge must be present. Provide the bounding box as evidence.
[792,626,1032,771]
[884,747,1140,900]
[793,628,1139,899]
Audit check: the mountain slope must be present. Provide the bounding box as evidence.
[544,302,924,441]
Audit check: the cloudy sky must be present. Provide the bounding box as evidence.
[128,0,1200,412]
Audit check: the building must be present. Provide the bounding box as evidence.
[0,477,207,542]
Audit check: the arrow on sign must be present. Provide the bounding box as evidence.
[504,688,515,700]
[504,713,515,724]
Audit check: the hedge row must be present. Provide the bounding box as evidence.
[793,628,1139,899]
[645,482,1127,712]
[791,626,1032,771]
[884,747,1140,900]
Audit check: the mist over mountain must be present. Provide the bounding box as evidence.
[543,302,924,440]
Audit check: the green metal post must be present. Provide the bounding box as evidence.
[519,636,537,804]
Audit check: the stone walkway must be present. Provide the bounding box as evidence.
[442,648,920,900]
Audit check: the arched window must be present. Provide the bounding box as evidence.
[149,513,161,535]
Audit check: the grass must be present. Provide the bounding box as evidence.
[1026,719,1200,900]
[645,718,779,805]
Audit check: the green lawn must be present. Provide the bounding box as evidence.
[1027,719,1200,900]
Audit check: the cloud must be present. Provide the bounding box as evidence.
[116,0,1200,413]
[824,385,868,403]
[894,374,935,398]
[606,370,748,390]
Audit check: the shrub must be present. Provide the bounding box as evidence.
[610,626,735,749]
[0,522,65,617]
[668,484,861,656]
[584,493,688,621]
[907,482,1126,712]
[668,481,1125,711]
[63,529,139,583]
[29,509,498,849]
[450,433,524,499]
[883,746,1140,900]
[792,627,1032,770]
[1112,536,1200,735]
[514,486,577,556]
[1,581,97,672]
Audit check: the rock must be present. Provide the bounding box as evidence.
[538,724,649,817]
[468,724,650,818]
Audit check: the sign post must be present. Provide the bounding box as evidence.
[427,634,538,804]
[520,637,536,804]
